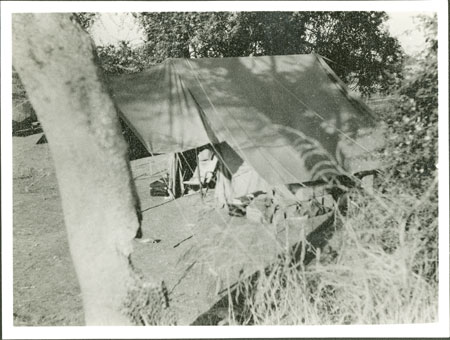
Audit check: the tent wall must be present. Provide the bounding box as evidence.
[174,54,383,185]
[110,54,384,190]
[110,62,210,153]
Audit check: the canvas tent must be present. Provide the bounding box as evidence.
[109,54,383,204]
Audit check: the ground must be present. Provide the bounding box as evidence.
[13,134,83,325]
[12,133,331,326]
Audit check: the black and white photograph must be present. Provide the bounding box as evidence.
[2,1,449,338]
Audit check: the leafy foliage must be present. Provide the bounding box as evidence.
[301,12,404,94]
[96,41,150,74]
[136,11,404,95]
[12,69,37,125]
[12,69,28,102]
[71,12,97,31]
[382,14,438,194]
[71,13,150,74]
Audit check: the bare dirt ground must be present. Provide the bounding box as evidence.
[12,134,271,325]
[13,134,84,325]
[12,134,331,326]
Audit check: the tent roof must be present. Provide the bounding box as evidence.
[109,54,383,185]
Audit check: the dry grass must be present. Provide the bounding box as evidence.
[218,181,438,325]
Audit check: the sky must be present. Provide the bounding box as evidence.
[90,11,433,56]
[386,12,432,55]
[90,13,145,47]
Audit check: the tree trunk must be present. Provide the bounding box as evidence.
[12,13,140,325]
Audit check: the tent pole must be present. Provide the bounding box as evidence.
[178,153,185,197]
[196,148,204,201]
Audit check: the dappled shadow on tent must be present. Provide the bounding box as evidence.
[110,54,383,188]
[177,54,381,184]
[109,63,211,154]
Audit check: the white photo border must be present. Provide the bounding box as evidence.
[2,1,448,338]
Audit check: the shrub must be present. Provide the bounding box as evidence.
[382,14,438,194]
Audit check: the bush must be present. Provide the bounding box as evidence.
[382,14,438,194]
[96,41,150,75]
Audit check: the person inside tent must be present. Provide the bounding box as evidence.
[183,147,218,194]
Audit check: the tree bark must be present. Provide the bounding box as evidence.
[13,13,140,325]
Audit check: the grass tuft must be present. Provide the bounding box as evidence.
[219,181,438,325]
[122,278,176,325]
